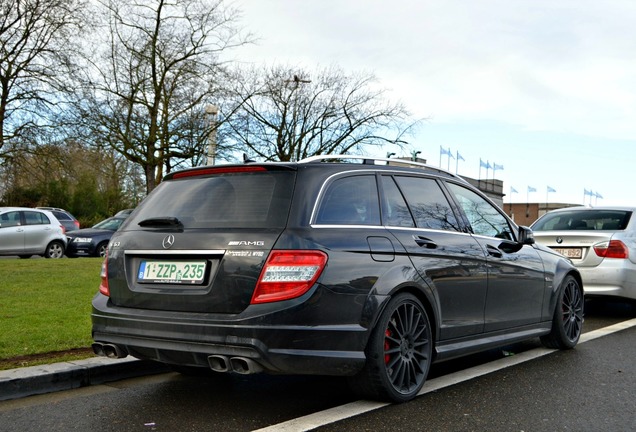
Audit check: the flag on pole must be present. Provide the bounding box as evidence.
[510,187,518,194]
[456,151,465,161]
[440,146,451,156]
[493,163,504,171]
[527,186,537,193]
[547,186,556,193]
[584,189,593,196]
[595,192,603,199]
[479,159,491,169]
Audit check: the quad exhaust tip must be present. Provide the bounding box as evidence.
[208,355,263,374]
[92,342,128,359]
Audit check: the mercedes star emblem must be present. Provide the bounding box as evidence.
[162,234,175,249]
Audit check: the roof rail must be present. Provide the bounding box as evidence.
[298,155,461,179]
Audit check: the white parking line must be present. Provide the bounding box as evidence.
[252,318,636,432]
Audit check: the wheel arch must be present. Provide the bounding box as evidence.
[547,260,584,317]
[363,279,439,351]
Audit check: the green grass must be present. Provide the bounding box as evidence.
[0,258,103,368]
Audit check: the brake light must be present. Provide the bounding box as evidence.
[60,224,66,234]
[98,252,110,296]
[251,250,328,304]
[593,240,629,259]
[172,166,267,179]
[73,220,80,229]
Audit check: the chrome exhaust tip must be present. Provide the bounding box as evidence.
[229,357,263,374]
[208,355,230,372]
[102,343,128,359]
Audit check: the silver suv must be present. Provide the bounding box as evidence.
[0,207,67,258]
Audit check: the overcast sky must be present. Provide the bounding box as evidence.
[230,0,635,206]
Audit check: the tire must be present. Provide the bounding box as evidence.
[44,241,65,259]
[96,242,108,258]
[348,292,432,403]
[540,275,584,349]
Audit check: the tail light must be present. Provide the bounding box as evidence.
[251,250,328,304]
[593,240,629,259]
[98,252,110,296]
[60,224,66,234]
[73,220,80,230]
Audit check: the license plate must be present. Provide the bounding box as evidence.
[138,260,206,284]
[552,248,583,259]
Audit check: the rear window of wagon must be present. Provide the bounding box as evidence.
[126,171,295,229]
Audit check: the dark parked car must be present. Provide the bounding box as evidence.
[36,207,80,232]
[91,155,584,402]
[66,215,129,258]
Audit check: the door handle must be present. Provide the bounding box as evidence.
[413,236,437,249]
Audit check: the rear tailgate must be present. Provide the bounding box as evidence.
[105,166,296,314]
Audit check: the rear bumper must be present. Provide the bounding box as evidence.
[579,264,636,300]
[91,294,369,376]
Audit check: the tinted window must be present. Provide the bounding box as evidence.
[380,176,414,227]
[129,171,294,229]
[532,210,632,231]
[446,183,513,239]
[394,176,460,231]
[52,211,71,221]
[316,175,380,225]
[24,211,50,225]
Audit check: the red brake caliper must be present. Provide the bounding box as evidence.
[384,329,391,364]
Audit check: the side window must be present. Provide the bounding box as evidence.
[23,211,49,226]
[380,176,414,227]
[446,183,513,239]
[316,175,380,225]
[394,176,460,231]
[0,211,21,228]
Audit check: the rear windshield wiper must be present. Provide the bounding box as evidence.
[137,217,183,228]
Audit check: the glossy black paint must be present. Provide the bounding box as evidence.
[92,159,582,390]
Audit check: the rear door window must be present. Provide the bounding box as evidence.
[393,176,460,231]
[23,211,50,225]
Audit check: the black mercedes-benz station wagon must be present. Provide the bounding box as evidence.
[91,155,584,402]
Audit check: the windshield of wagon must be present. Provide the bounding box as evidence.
[532,210,632,231]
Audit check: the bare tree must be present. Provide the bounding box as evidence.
[70,0,252,193]
[219,65,418,162]
[0,0,86,155]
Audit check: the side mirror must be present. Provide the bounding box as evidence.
[498,226,535,253]
[518,226,535,245]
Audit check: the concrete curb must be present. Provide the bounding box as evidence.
[0,357,170,401]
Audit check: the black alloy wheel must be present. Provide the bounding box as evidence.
[349,293,432,403]
[541,275,584,349]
